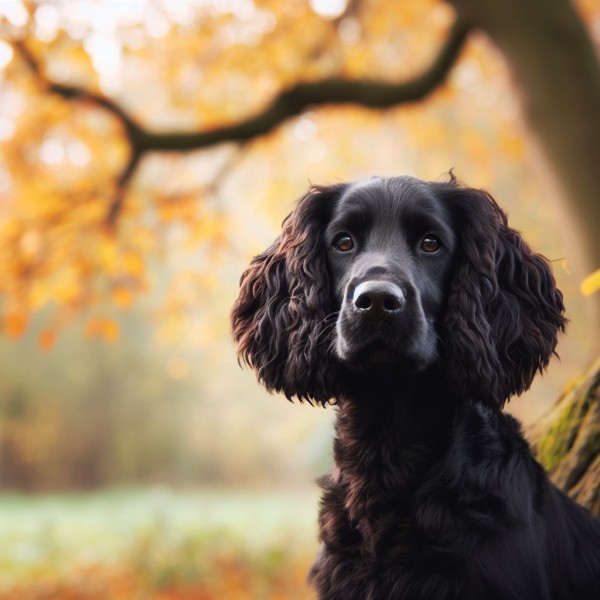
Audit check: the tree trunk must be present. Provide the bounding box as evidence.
[449,0,600,517]
[450,0,600,316]
[530,355,600,516]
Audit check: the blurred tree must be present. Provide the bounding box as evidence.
[1,0,598,329]
[450,0,600,283]
[0,0,598,505]
[0,311,206,490]
[4,0,599,282]
[449,0,600,514]
[532,356,600,515]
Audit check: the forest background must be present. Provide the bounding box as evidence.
[0,0,599,598]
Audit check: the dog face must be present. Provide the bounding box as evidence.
[231,175,565,407]
[325,177,457,373]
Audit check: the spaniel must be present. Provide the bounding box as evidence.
[231,175,600,599]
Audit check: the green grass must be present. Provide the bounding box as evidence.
[0,487,320,591]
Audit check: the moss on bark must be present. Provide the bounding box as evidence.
[531,356,600,516]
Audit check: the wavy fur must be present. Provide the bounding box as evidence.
[232,183,346,403]
[231,175,600,599]
[436,183,566,406]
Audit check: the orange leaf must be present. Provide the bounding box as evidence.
[39,329,56,351]
[102,319,120,342]
[122,254,144,276]
[85,317,120,341]
[5,312,27,338]
[112,287,133,308]
[85,318,102,337]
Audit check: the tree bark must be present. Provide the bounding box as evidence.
[449,0,600,304]
[531,355,600,516]
[446,2,600,509]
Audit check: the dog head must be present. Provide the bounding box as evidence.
[231,175,566,407]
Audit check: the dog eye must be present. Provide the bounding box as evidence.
[420,235,441,253]
[333,234,354,252]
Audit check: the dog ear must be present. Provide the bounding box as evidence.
[231,184,345,404]
[441,185,566,407]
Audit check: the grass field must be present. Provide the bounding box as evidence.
[0,487,320,599]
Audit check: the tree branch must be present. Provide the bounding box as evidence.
[106,149,142,227]
[10,18,470,222]
[11,39,146,141]
[11,39,148,226]
[132,19,471,151]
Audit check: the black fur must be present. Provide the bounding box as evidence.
[231,175,600,599]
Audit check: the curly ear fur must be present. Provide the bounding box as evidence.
[231,184,346,404]
[439,182,567,407]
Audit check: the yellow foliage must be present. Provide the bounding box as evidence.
[39,328,57,351]
[112,287,134,308]
[4,312,27,338]
[85,317,120,342]
[121,253,145,277]
[52,267,83,304]
[581,269,600,297]
[0,0,598,341]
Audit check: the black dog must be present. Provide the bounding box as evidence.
[231,175,600,599]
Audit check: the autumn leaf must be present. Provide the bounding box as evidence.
[85,317,120,342]
[121,254,145,277]
[112,287,134,308]
[581,269,600,296]
[4,312,27,338]
[39,328,56,351]
[101,319,120,342]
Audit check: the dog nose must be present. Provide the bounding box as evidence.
[353,281,405,314]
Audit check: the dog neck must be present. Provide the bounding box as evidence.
[329,369,455,540]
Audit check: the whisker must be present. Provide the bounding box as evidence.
[315,320,337,344]
[314,311,339,344]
